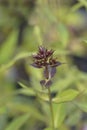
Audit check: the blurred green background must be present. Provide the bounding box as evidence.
[0,0,87,130]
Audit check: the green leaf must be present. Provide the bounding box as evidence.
[18,89,36,96]
[6,102,45,122]
[37,91,49,102]
[53,89,79,103]
[18,82,50,99]
[44,128,52,130]
[18,82,35,96]
[57,23,69,47]
[0,114,7,130]
[83,40,87,44]
[34,25,43,45]
[66,110,81,126]
[18,82,29,89]
[0,106,6,114]
[44,128,57,130]
[71,3,82,12]
[75,102,87,112]
[0,30,18,64]
[78,0,87,7]
[54,104,66,128]
[5,113,30,130]
[0,52,31,72]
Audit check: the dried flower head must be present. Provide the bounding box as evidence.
[31,46,62,87]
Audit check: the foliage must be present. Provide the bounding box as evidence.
[0,0,87,130]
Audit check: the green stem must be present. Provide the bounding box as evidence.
[45,66,55,129]
[48,87,55,130]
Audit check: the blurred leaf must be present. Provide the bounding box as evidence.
[59,124,69,130]
[5,113,30,130]
[78,0,87,7]
[0,7,14,27]
[0,30,18,64]
[0,106,6,114]
[57,23,69,47]
[7,102,45,122]
[39,6,57,23]
[83,40,87,44]
[66,110,81,126]
[44,128,57,130]
[51,70,79,92]
[18,82,50,98]
[34,25,43,45]
[71,2,83,12]
[29,66,42,80]
[44,128,52,130]
[53,89,79,103]
[0,52,31,72]
[18,82,29,89]
[13,52,32,61]
[18,89,35,96]
[0,114,8,130]
[18,82,35,96]
[54,104,66,128]
[37,91,49,102]
[54,50,70,55]
[75,102,87,112]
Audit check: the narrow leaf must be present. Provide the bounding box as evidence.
[74,102,87,112]
[37,92,49,102]
[18,82,28,89]
[0,30,18,64]
[18,82,35,96]
[57,23,69,47]
[0,52,31,72]
[5,113,30,130]
[18,89,35,96]
[53,89,79,103]
[54,104,66,128]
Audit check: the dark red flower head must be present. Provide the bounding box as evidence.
[32,46,61,68]
[31,46,62,87]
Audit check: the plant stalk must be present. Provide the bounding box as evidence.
[48,87,55,130]
[45,65,55,130]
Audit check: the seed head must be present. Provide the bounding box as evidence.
[31,46,62,88]
[32,46,61,68]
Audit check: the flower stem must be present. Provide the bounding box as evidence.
[48,87,55,130]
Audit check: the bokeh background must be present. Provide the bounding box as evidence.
[0,0,87,130]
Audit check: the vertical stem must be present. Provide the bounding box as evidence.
[48,87,55,130]
[45,66,55,129]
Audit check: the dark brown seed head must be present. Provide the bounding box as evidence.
[31,46,63,88]
[32,46,62,69]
